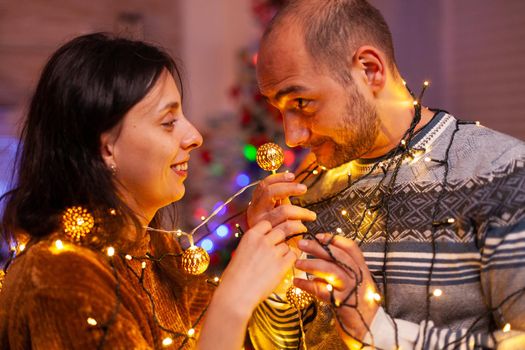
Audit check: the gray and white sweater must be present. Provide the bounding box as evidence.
[249,112,525,349]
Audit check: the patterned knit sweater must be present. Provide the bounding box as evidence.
[249,112,525,349]
[0,230,214,349]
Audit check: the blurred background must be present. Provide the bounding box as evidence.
[1,0,524,269]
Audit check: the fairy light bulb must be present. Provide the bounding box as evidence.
[187,328,196,337]
[312,169,319,175]
[336,228,343,234]
[432,289,443,297]
[55,240,64,250]
[256,142,284,173]
[125,254,132,261]
[424,81,429,87]
[107,247,115,257]
[475,121,481,126]
[141,261,147,269]
[341,210,347,216]
[326,283,333,292]
[182,245,210,275]
[366,289,381,302]
[19,243,26,252]
[503,323,511,333]
[286,286,314,310]
[87,317,97,326]
[162,337,174,346]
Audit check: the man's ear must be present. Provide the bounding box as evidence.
[352,45,386,94]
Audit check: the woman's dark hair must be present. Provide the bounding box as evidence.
[1,32,182,250]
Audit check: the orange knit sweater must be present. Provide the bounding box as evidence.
[0,231,214,349]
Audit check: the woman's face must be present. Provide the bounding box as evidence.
[101,70,202,220]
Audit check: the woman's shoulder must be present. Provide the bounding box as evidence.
[3,236,113,296]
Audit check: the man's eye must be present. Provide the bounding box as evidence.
[294,98,309,109]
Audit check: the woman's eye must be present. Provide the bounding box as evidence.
[161,119,177,128]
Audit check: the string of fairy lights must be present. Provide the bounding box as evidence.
[2,81,524,349]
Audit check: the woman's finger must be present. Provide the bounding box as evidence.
[274,220,307,237]
[265,205,316,227]
[265,228,286,246]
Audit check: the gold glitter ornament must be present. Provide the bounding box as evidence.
[61,206,95,241]
[182,245,210,275]
[286,286,314,310]
[256,142,284,173]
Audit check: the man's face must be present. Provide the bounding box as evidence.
[257,25,379,169]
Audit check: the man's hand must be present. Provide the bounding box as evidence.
[293,233,380,343]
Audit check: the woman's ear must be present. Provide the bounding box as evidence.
[100,131,116,169]
[352,45,386,94]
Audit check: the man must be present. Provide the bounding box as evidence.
[246,0,525,349]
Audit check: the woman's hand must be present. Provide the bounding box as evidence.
[198,220,298,349]
[293,233,380,343]
[217,220,298,315]
[247,172,316,229]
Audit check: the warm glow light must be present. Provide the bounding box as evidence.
[341,210,347,216]
[141,261,147,269]
[413,100,418,105]
[312,169,319,175]
[424,157,432,162]
[125,254,132,260]
[475,121,481,126]
[107,247,115,257]
[213,276,220,283]
[55,240,64,250]
[503,323,511,333]
[200,216,206,221]
[19,243,26,252]
[162,337,174,346]
[187,328,196,337]
[424,81,429,86]
[433,289,443,297]
[326,284,333,292]
[336,228,343,234]
[447,218,456,224]
[87,317,97,326]
[367,290,381,302]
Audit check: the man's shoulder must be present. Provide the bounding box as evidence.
[445,119,524,182]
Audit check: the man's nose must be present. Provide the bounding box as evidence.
[283,113,309,148]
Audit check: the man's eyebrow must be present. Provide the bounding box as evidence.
[274,85,307,103]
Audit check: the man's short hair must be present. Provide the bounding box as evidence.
[263,0,397,84]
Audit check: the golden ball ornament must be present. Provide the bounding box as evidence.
[256,142,284,172]
[182,245,210,275]
[61,206,95,241]
[286,286,314,310]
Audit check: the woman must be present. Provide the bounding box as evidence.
[0,33,308,349]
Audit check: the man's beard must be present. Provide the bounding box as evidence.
[313,85,379,169]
